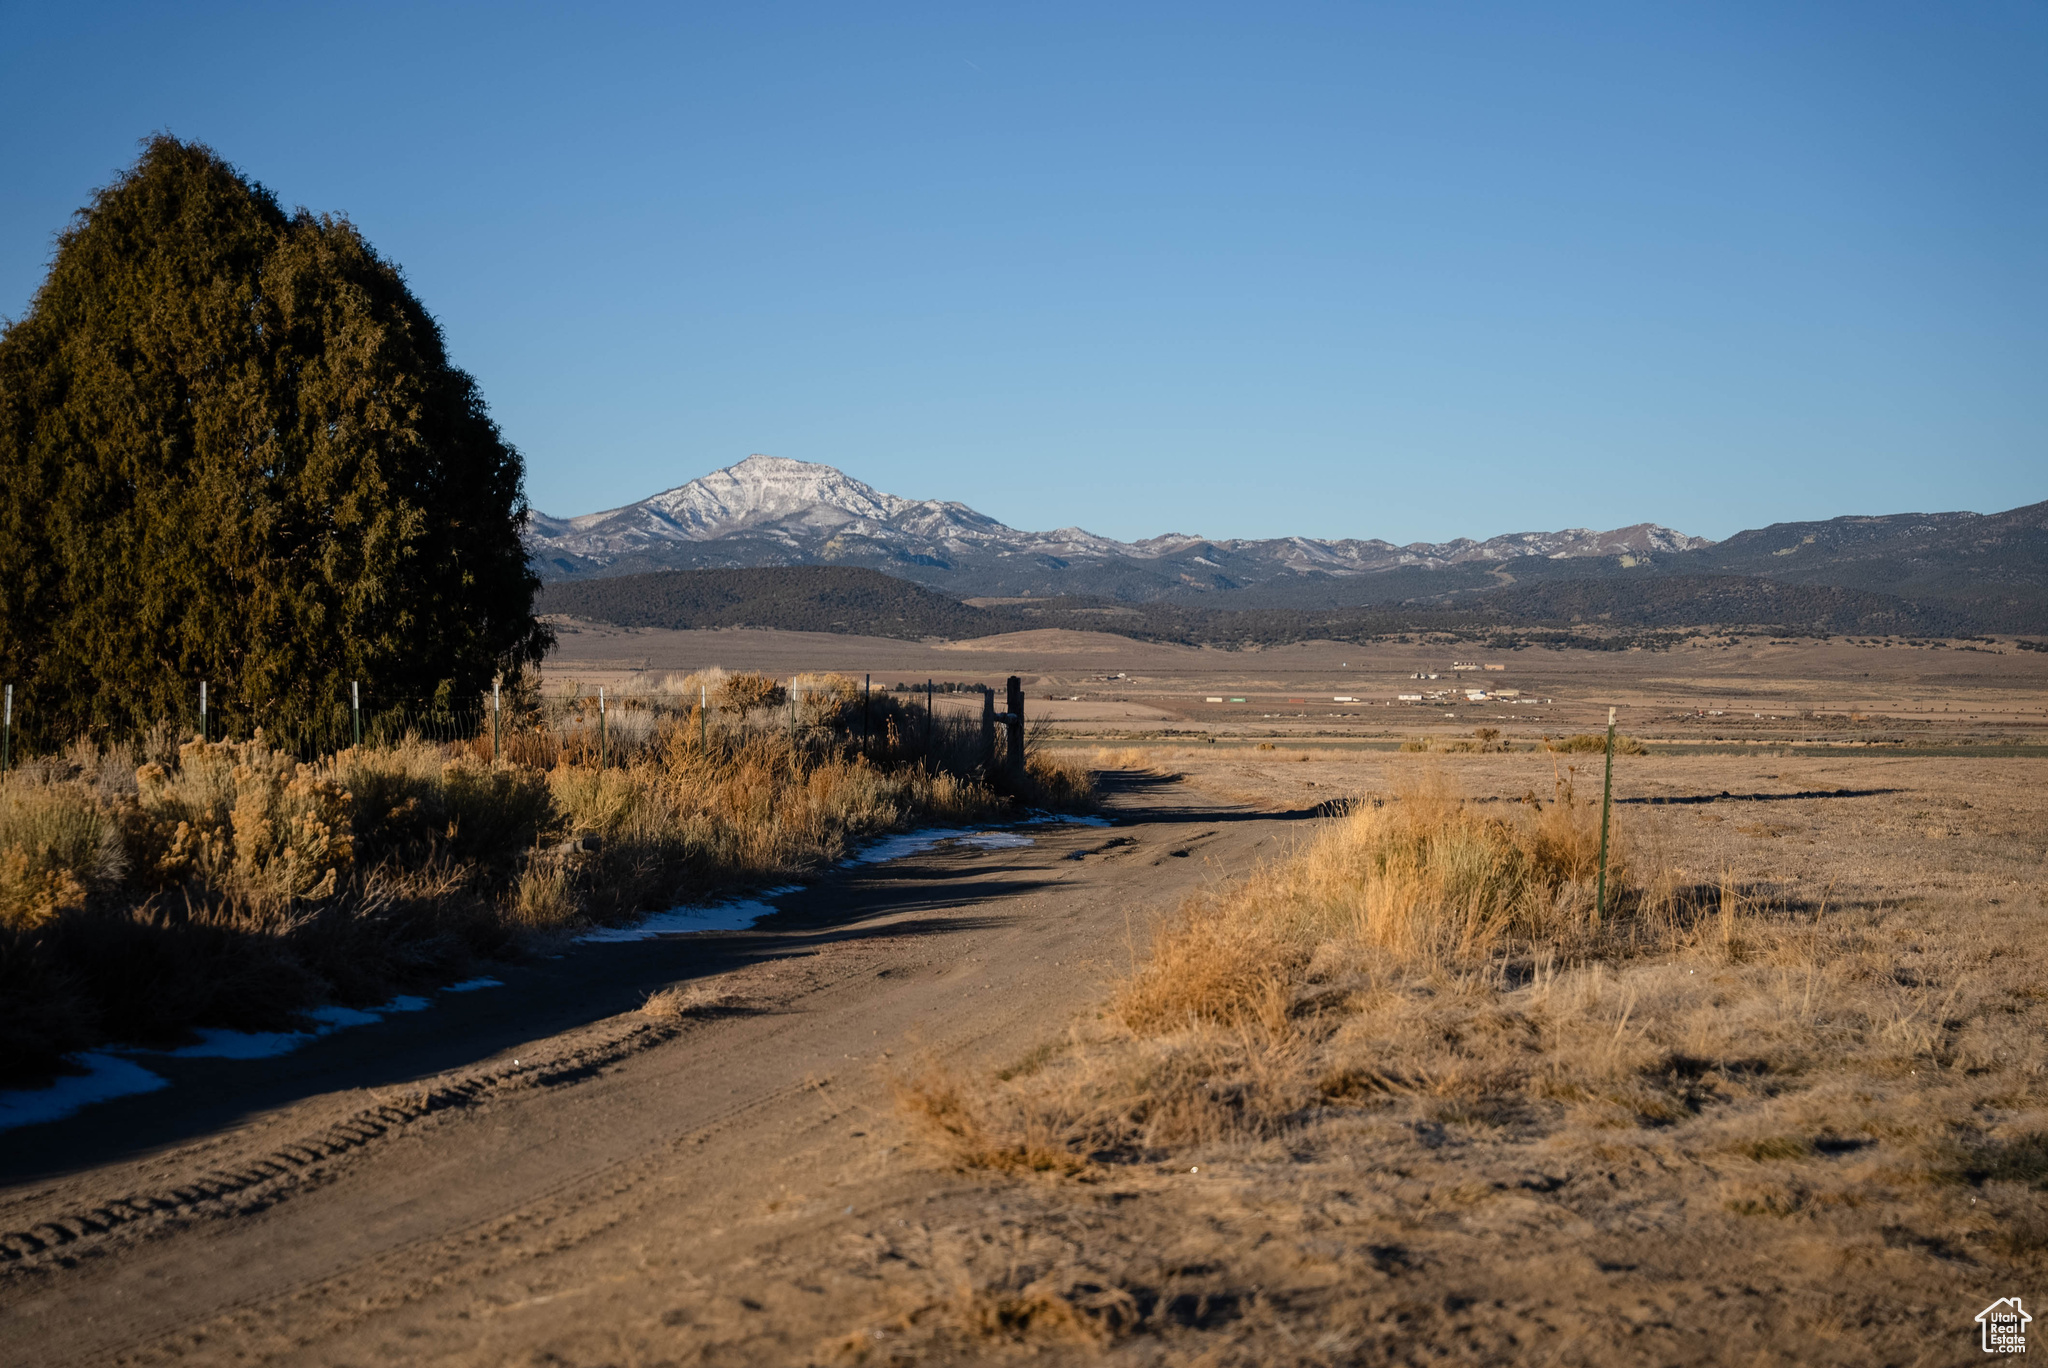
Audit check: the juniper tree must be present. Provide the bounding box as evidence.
[0,136,549,746]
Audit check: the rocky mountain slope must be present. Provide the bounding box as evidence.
[527,454,1711,597]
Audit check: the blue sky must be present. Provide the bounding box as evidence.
[3,2,2042,543]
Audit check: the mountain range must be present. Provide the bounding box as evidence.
[528,454,1712,595]
[527,455,2048,633]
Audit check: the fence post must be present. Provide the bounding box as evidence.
[926,678,934,771]
[1595,705,1616,925]
[599,687,607,769]
[2,683,11,776]
[200,680,208,744]
[1005,676,1024,784]
[699,683,708,748]
[492,681,501,763]
[980,685,995,773]
[863,673,870,756]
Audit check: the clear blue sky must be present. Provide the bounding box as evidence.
[3,2,2042,544]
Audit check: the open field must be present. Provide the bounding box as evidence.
[2,630,2043,1365]
[544,621,2048,749]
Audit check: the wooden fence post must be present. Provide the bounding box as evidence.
[980,686,995,773]
[2,683,11,776]
[1005,676,1024,784]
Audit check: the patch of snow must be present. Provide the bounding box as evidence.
[576,899,781,942]
[0,1053,170,1132]
[378,995,432,1013]
[443,977,505,993]
[845,827,976,865]
[306,1005,385,1029]
[957,832,1034,850]
[161,1028,318,1060]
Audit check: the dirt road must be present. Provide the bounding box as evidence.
[0,775,1311,1366]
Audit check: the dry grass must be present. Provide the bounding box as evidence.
[900,766,2048,1210]
[0,686,1100,1084]
[1546,731,1650,755]
[884,760,2048,1360]
[640,982,741,1021]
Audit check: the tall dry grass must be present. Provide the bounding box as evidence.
[2,682,1099,1084]
[896,768,1831,1171]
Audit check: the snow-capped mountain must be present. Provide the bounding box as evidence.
[526,454,1713,600]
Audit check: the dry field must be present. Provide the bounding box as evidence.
[6,630,2044,1366]
[849,744,2048,1365]
[543,621,2048,746]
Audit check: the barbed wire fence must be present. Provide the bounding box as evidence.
[0,674,1015,777]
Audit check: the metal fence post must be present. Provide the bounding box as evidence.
[200,680,208,744]
[351,680,361,749]
[599,687,607,769]
[492,681,501,762]
[699,683,708,748]
[2,683,11,776]
[1596,705,1616,925]
[862,673,870,756]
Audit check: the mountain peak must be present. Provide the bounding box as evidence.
[527,455,1714,598]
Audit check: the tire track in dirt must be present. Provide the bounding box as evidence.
[0,782,1309,1367]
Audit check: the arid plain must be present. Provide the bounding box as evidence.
[545,618,2048,747]
[3,626,2043,1366]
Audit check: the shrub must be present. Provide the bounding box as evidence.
[1545,732,1648,755]
[0,776,126,929]
[714,672,788,718]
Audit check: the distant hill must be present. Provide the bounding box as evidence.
[539,566,1006,640]
[1475,574,1974,636]
[541,563,1989,651]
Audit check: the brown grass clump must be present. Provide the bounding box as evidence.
[1402,728,1515,755]
[1545,731,1649,755]
[1118,772,1617,1036]
[640,982,739,1021]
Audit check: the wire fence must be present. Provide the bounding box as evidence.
[0,675,1009,775]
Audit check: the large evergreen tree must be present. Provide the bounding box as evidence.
[0,136,549,746]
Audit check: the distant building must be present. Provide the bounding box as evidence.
[1483,663,1505,671]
